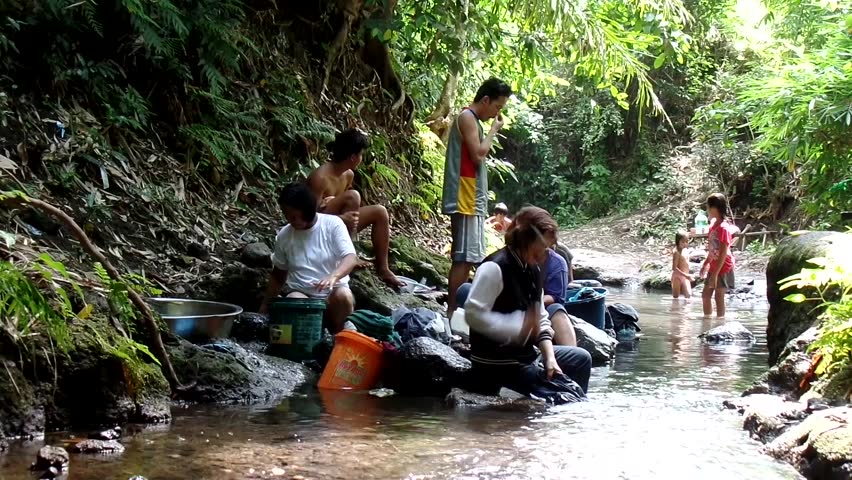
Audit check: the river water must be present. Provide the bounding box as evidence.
[0,286,802,479]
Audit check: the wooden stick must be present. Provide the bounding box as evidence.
[5,195,190,392]
[738,224,753,251]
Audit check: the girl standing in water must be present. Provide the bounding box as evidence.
[700,193,736,317]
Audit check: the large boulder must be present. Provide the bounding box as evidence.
[230,312,270,343]
[240,242,272,269]
[569,249,640,286]
[572,264,602,282]
[349,270,443,316]
[569,316,617,366]
[1,315,172,440]
[384,237,450,289]
[71,439,125,454]
[763,406,852,480]
[32,446,69,471]
[642,270,672,291]
[166,338,314,403]
[49,327,172,429]
[745,328,818,400]
[699,321,756,344]
[730,394,808,443]
[385,337,472,396]
[766,232,852,364]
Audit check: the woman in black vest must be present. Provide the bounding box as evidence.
[458,206,592,395]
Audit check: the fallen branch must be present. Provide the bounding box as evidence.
[2,192,190,392]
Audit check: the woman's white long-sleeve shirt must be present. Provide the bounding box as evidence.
[464,261,553,345]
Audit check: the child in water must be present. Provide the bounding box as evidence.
[700,193,736,317]
[485,202,512,234]
[671,230,692,298]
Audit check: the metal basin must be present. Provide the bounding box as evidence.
[147,298,242,340]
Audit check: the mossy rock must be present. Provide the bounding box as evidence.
[766,231,852,364]
[642,270,672,291]
[572,264,602,282]
[386,237,450,289]
[812,362,852,404]
[0,357,42,439]
[765,406,852,479]
[349,269,443,317]
[52,316,171,427]
[1,315,171,438]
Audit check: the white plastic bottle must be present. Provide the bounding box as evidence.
[695,211,708,234]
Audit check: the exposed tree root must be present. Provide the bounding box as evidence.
[4,193,191,392]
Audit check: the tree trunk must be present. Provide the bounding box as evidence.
[360,0,414,120]
[321,0,365,94]
[425,72,458,143]
[424,0,468,143]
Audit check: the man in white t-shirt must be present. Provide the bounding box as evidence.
[259,183,357,333]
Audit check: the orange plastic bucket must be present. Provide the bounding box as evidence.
[318,331,384,390]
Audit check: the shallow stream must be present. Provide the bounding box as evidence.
[0,285,802,479]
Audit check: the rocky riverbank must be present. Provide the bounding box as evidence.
[0,229,453,442]
[725,231,852,479]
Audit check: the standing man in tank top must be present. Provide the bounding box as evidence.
[443,77,512,318]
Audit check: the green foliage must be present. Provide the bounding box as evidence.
[0,259,73,354]
[637,210,686,240]
[745,239,777,257]
[0,0,337,183]
[409,123,447,217]
[693,0,852,225]
[0,249,161,391]
[90,262,161,366]
[781,256,852,377]
[492,89,677,224]
[391,0,692,117]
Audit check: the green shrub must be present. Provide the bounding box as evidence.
[781,254,852,378]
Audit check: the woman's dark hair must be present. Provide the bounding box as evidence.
[278,183,317,223]
[474,78,512,103]
[707,193,728,217]
[330,129,369,163]
[505,206,558,251]
[675,230,688,245]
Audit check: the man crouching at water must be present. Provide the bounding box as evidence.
[457,207,592,395]
[259,183,356,333]
[307,129,404,289]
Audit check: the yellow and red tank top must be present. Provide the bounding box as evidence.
[441,108,488,216]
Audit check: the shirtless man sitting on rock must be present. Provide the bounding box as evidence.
[307,128,404,288]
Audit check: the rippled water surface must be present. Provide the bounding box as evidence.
[0,286,802,479]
